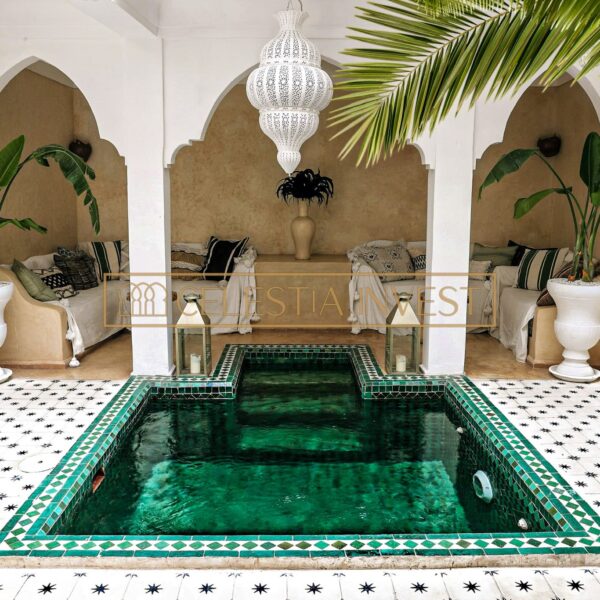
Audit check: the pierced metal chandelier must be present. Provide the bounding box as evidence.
[246,0,333,174]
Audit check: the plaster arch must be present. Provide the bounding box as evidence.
[474,65,600,165]
[0,52,126,159]
[166,52,434,169]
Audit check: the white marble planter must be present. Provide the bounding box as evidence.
[547,278,600,383]
[0,281,13,383]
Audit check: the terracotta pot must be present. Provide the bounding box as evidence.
[547,278,600,382]
[290,202,315,260]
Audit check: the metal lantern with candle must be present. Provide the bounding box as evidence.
[175,293,212,376]
[385,292,421,375]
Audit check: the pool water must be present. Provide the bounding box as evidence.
[60,365,541,536]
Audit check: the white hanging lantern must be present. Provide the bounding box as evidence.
[246,1,333,174]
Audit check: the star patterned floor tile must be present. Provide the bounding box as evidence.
[0,376,598,595]
[0,569,599,599]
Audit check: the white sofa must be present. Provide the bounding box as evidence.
[0,248,257,367]
[348,241,494,334]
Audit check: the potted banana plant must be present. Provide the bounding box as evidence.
[276,168,334,260]
[0,135,99,382]
[479,131,600,382]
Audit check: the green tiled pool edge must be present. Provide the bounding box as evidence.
[1,344,599,559]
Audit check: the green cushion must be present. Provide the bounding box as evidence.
[11,260,58,302]
[472,243,518,268]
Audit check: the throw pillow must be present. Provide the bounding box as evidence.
[32,266,78,299]
[203,236,249,281]
[79,241,122,281]
[517,247,569,291]
[171,242,207,281]
[353,243,415,283]
[537,262,573,306]
[507,240,534,266]
[408,245,427,273]
[55,248,98,290]
[11,260,58,302]
[472,243,518,268]
[469,259,492,281]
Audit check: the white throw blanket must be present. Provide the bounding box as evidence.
[49,299,85,367]
[210,247,259,334]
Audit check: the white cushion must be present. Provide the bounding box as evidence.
[22,253,55,270]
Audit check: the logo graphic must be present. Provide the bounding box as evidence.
[105,271,497,329]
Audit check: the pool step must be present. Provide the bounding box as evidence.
[238,394,358,419]
[238,426,364,453]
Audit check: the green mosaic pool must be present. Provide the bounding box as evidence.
[58,364,544,536]
[2,345,600,558]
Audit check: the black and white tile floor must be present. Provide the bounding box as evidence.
[0,377,598,598]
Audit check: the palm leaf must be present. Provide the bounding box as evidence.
[0,135,24,188]
[513,188,570,219]
[0,217,47,234]
[30,145,100,234]
[478,148,538,198]
[330,0,600,165]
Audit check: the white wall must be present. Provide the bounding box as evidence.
[1,0,599,375]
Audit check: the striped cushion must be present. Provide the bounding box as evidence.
[517,248,569,291]
[80,241,122,281]
[203,236,249,282]
[171,242,207,281]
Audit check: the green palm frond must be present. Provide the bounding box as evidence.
[331,0,600,166]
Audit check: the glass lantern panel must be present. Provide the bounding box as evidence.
[176,327,211,376]
[385,328,420,374]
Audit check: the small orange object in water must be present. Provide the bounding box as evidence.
[92,468,105,493]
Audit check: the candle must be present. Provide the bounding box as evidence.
[190,353,202,374]
[395,354,406,373]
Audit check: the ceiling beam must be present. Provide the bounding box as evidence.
[68,0,158,38]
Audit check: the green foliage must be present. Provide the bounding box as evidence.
[0,136,100,235]
[330,0,600,166]
[478,149,538,199]
[479,132,600,282]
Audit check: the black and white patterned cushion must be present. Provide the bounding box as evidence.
[353,243,415,283]
[31,266,78,299]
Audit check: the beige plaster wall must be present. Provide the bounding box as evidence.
[0,70,76,264]
[0,69,128,265]
[472,83,600,253]
[172,81,599,256]
[73,90,128,244]
[170,85,428,254]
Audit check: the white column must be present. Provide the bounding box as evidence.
[421,111,475,375]
[124,38,173,375]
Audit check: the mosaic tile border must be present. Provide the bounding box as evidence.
[1,344,599,559]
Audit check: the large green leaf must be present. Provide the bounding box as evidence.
[513,187,570,219]
[30,145,100,234]
[330,0,600,165]
[0,217,47,233]
[478,148,538,198]
[0,135,24,187]
[580,132,600,206]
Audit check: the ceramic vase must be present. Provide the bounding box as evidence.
[291,202,315,260]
